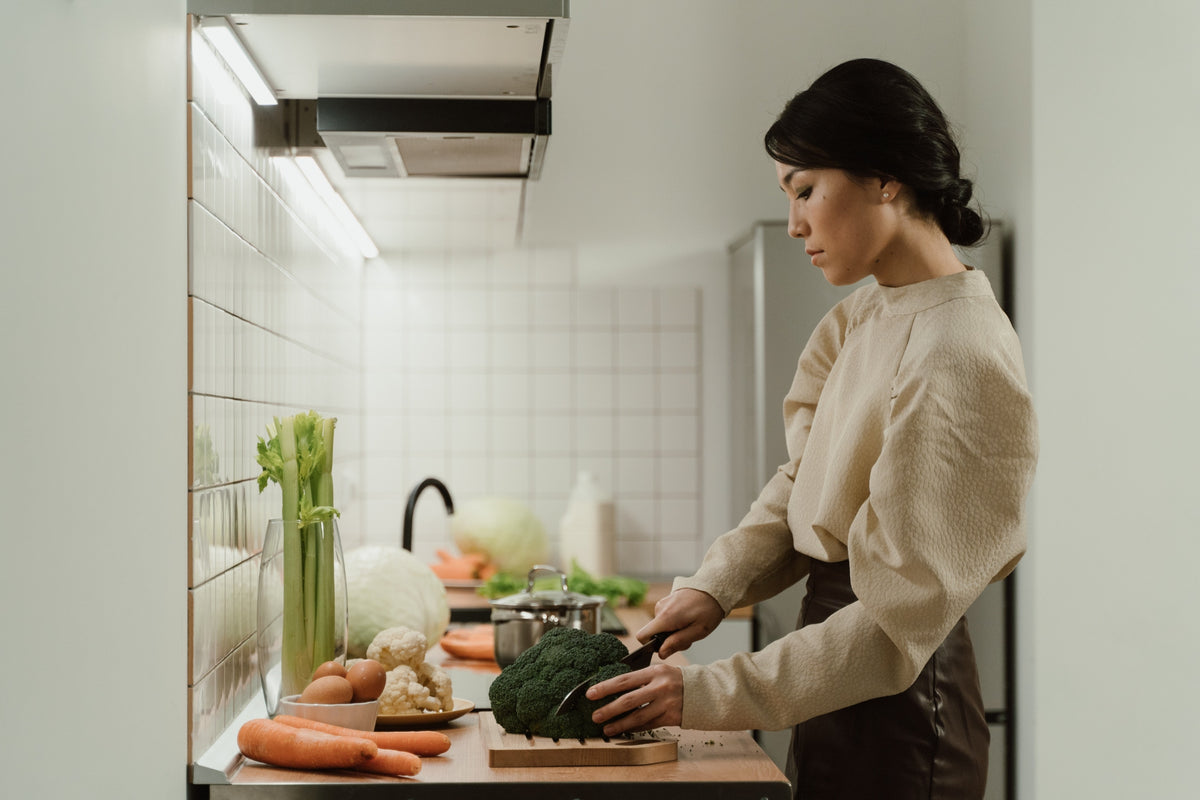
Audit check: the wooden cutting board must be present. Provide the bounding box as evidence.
[478,712,679,767]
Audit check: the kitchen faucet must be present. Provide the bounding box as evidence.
[402,477,454,551]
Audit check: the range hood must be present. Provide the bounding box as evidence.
[309,96,550,179]
[189,0,569,180]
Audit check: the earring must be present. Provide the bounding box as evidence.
[882,192,890,199]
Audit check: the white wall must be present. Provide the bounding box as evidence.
[1024,1,1200,797]
[0,3,187,799]
[525,0,971,541]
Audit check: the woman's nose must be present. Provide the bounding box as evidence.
[787,207,808,239]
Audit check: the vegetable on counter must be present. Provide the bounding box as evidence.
[363,625,457,715]
[448,496,549,575]
[273,716,452,757]
[488,626,631,740]
[255,411,340,698]
[478,561,649,609]
[344,545,450,659]
[429,548,497,581]
[239,718,436,778]
[438,626,495,662]
[237,718,376,771]
[355,748,423,778]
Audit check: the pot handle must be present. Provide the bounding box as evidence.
[525,564,569,593]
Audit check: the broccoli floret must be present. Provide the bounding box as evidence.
[489,626,632,739]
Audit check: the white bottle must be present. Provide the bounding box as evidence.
[558,471,616,577]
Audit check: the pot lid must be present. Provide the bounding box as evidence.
[489,565,606,610]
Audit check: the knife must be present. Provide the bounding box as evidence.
[554,631,672,716]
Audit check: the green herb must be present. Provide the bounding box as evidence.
[256,411,339,696]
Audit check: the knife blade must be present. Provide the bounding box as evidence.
[553,631,671,716]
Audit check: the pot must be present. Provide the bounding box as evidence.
[489,565,606,666]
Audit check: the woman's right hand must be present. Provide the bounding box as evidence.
[636,588,725,660]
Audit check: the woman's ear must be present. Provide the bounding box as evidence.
[879,177,900,203]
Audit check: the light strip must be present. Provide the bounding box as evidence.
[294,156,380,260]
[190,30,243,108]
[197,16,277,106]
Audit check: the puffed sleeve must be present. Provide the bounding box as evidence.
[676,301,1038,732]
[847,305,1038,676]
[673,298,855,613]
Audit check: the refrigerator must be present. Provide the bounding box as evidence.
[729,221,1015,800]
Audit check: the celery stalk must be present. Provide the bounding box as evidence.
[311,417,337,667]
[277,416,308,698]
[256,410,340,699]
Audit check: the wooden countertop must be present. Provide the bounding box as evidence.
[207,596,784,798]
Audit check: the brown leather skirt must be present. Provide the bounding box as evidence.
[786,559,989,799]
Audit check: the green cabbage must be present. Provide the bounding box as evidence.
[344,545,450,658]
[448,496,549,574]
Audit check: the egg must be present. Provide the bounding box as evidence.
[311,660,347,680]
[298,674,355,705]
[346,658,387,702]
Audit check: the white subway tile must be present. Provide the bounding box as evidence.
[658,329,699,369]
[490,330,531,370]
[617,414,657,454]
[617,330,655,369]
[447,371,489,412]
[616,372,656,411]
[489,414,532,455]
[575,287,615,327]
[532,372,573,412]
[574,330,614,370]
[448,413,489,453]
[447,330,490,371]
[532,415,572,455]
[574,372,614,411]
[491,372,531,412]
[534,331,573,370]
[657,287,700,326]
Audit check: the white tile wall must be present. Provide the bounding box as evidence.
[361,255,705,579]
[185,22,708,765]
[187,33,363,762]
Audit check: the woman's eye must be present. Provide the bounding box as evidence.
[794,187,811,201]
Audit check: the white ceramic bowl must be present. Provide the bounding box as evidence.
[277,695,380,730]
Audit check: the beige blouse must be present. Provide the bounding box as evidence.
[675,269,1038,732]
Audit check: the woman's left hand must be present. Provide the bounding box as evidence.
[585,663,684,736]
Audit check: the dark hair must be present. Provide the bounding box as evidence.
[764,58,986,247]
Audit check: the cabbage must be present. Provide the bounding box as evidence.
[449,496,549,574]
[343,545,450,658]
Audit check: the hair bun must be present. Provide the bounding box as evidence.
[941,177,973,210]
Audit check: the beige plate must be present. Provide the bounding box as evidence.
[376,697,474,727]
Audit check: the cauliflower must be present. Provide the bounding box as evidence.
[417,661,454,712]
[367,626,428,671]
[379,665,442,714]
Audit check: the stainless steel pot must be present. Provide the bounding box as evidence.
[489,565,606,666]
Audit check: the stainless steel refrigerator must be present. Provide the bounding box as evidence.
[729,221,1015,800]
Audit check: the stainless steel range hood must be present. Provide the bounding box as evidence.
[188,0,569,179]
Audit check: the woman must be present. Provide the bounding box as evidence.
[587,58,1038,798]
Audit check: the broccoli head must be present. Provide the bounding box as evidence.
[488,626,631,739]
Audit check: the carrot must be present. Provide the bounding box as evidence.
[274,715,453,756]
[237,718,377,770]
[439,626,495,662]
[352,748,423,777]
[430,550,492,580]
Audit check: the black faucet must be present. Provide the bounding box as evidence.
[403,477,454,551]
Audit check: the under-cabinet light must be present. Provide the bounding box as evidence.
[197,16,277,106]
[294,156,380,260]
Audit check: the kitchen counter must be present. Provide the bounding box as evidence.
[198,592,786,799]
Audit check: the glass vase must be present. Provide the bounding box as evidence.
[256,517,348,716]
